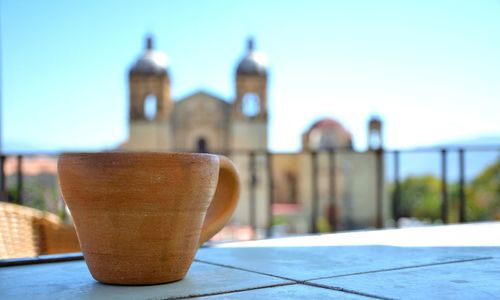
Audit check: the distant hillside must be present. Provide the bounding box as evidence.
[433,136,500,148]
[2,140,118,155]
[391,136,500,182]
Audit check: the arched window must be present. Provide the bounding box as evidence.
[369,132,382,150]
[242,93,260,117]
[144,94,157,121]
[196,137,208,153]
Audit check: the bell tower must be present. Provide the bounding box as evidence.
[230,37,270,232]
[368,116,383,150]
[123,35,173,150]
[129,36,172,121]
[231,37,269,151]
[233,38,268,121]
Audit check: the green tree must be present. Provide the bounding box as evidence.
[392,158,500,223]
[467,158,500,221]
[394,175,442,222]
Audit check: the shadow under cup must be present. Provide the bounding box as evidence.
[58,152,239,285]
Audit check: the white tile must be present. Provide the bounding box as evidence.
[0,260,289,300]
[198,283,371,299]
[196,245,492,281]
[311,258,500,300]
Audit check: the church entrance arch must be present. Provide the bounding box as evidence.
[196,137,209,153]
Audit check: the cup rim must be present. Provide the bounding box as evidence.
[59,151,217,158]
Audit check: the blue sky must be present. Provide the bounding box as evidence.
[1,0,500,153]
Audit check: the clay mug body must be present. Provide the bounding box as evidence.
[58,152,240,285]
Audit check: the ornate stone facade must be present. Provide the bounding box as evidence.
[121,36,267,154]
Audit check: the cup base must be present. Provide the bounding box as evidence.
[92,273,187,286]
[85,253,191,286]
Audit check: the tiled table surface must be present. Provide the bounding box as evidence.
[1,222,499,299]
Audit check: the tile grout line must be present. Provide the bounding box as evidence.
[194,257,493,300]
[194,259,302,282]
[302,281,396,300]
[193,259,394,300]
[306,256,494,282]
[168,281,392,300]
[163,282,297,300]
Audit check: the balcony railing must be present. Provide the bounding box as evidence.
[1,146,499,240]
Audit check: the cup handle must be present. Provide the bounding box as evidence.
[198,156,240,246]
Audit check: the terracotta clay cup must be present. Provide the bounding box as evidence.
[58,152,240,285]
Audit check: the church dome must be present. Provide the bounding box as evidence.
[129,36,169,76]
[302,118,353,150]
[308,119,350,133]
[236,38,268,76]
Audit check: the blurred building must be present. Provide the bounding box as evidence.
[122,36,266,152]
[120,36,387,235]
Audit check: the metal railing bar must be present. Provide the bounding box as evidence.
[266,152,274,238]
[0,155,5,201]
[16,155,23,204]
[440,149,449,224]
[393,151,401,226]
[248,151,257,238]
[310,151,319,234]
[458,149,466,223]
[375,149,383,228]
[328,150,337,232]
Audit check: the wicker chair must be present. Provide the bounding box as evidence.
[0,202,80,259]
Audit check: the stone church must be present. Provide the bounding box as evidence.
[121,36,388,237]
[121,36,267,153]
